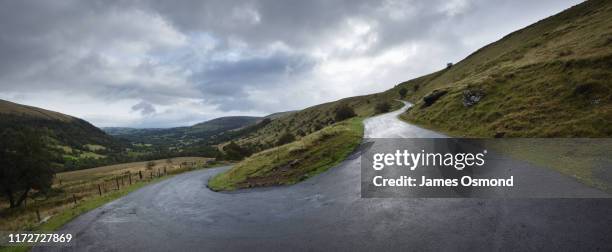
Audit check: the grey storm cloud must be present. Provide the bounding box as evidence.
[137,0,446,54]
[131,101,156,116]
[190,52,316,110]
[0,0,582,127]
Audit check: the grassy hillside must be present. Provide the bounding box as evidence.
[209,93,403,190]
[0,99,74,122]
[191,116,262,132]
[0,99,121,154]
[263,110,297,120]
[394,0,612,137]
[231,94,403,152]
[209,117,363,191]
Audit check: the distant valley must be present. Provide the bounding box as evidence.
[0,99,291,172]
[103,116,263,146]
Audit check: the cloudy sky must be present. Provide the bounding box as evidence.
[0,0,581,128]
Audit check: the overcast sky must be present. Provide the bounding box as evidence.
[0,0,581,128]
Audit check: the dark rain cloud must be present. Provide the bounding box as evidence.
[189,52,316,109]
[131,101,156,116]
[0,0,583,127]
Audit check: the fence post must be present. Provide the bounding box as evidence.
[139,170,143,180]
[129,173,132,185]
[164,166,167,175]
[150,171,153,180]
[72,194,77,205]
[98,184,102,196]
[121,176,124,186]
[36,209,41,222]
[116,177,120,190]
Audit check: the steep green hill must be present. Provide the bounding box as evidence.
[394,0,612,137]
[0,99,119,151]
[0,99,74,122]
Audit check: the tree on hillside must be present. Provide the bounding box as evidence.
[222,142,252,161]
[276,132,296,146]
[334,104,356,122]
[0,128,55,208]
[375,102,391,113]
[399,87,407,98]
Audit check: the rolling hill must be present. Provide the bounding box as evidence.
[395,0,612,137]
[228,93,403,153]
[0,99,120,151]
[103,116,263,147]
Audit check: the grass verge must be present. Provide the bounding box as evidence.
[485,139,612,193]
[209,117,364,191]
